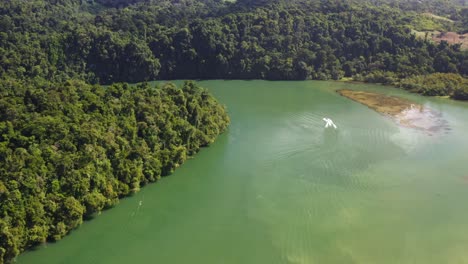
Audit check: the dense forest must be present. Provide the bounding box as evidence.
[0,80,229,263]
[0,0,467,85]
[1,0,468,262]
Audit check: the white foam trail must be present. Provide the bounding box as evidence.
[323,118,337,129]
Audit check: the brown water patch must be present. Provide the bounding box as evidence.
[461,175,468,184]
[338,89,449,133]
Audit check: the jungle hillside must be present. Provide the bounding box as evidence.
[1,0,468,263]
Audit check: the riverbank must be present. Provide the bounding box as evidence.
[344,72,468,101]
[0,80,229,264]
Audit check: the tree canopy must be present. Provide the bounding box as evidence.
[0,0,466,85]
[0,80,229,263]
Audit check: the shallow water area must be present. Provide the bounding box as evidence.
[396,106,449,133]
[338,89,450,134]
[17,80,468,264]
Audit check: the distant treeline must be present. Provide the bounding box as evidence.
[0,0,467,85]
[355,72,468,99]
[0,80,229,263]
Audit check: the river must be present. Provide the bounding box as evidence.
[18,80,468,263]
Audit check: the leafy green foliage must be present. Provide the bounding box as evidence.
[461,8,468,33]
[409,13,455,32]
[453,84,468,99]
[399,73,468,97]
[0,0,467,85]
[0,79,229,263]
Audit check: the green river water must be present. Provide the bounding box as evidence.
[18,80,468,263]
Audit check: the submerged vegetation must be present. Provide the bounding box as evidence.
[0,80,229,263]
[337,89,448,132]
[338,89,418,116]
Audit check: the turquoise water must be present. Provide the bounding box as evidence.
[18,80,468,263]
